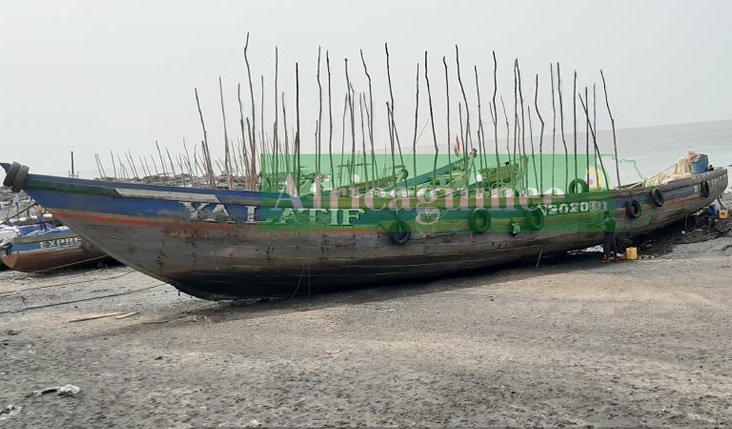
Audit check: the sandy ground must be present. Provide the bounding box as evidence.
[1,203,732,427]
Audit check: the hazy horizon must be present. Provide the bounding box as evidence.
[2,0,731,178]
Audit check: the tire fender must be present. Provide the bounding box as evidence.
[650,188,664,207]
[567,178,589,194]
[3,162,21,187]
[625,199,642,219]
[524,208,545,231]
[468,209,491,233]
[388,220,411,245]
[11,165,29,193]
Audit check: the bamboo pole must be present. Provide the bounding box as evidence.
[344,59,356,185]
[110,151,117,179]
[219,77,233,189]
[192,144,201,179]
[443,56,452,182]
[550,65,557,191]
[511,59,519,174]
[94,153,104,178]
[556,63,569,192]
[534,74,546,193]
[359,93,368,184]
[166,148,177,185]
[340,94,348,186]
[194,88,215,188]
[282,92,290,175]
[327,51,334,187]
[411,62,420,195]
[455,45,471,165]
[316,47,323,175]
[273,47,279,188]
[492,51,500,177]
[500,96,510,168]
[527,103,538,191]
[118,161,127,179]
[386,101,394,180]
[459,102,464,164]
[601,70,621,187]
[593,84,598,178]
[360,49,376,183]
[577,93,608,181]
[585,86,589,186]
[237,83,249,179]
[244,33,257,186]
[155,140,166,178]
[512,60,519,181]
[474,65,486,172]
[245,118,253,184]
[146,155,156,177]
[362,88,376,183]
[573,71,578,187]
[144,156,153,178]
[260,75,267,179]
[385,43,405,173]
[424,51,440,184]
[517,59,527,190]
[295,62,301,193]
[126,151,139,178]
[182,137,193,185]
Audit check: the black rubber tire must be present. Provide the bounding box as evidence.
[388,220,411,245]
[524,208,545,231]
[567,178,590,194]
[625,199,642,219]
[650,188,664,207]
[11,165,29,193]
[468,209,491,233]
[701,180,710,198]
[3,162,21,187]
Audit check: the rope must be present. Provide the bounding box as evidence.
[0,268,137,296]
[0,202,34,225]
[0,283,166,315]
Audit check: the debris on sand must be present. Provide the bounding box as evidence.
[0,404,22,420]
[30,384,81,397]
[68,312,127,323]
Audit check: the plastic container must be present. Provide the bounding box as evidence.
[691,154,709,174]
[625,247,638,260]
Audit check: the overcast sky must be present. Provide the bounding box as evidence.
[1,0,730,178]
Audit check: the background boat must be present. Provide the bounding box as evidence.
[1,224,113,273]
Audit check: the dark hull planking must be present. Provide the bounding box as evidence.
[1,162,726,299]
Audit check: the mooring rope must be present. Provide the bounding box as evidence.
[0,283,166,315]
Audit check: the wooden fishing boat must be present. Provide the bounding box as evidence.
[0,224,18,270]
[1,224,112,273]
[1,160,726,299]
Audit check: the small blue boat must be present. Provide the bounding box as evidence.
[1,224,111,272]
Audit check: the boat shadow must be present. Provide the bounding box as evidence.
[153,250,605,325]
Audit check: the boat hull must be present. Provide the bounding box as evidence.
[1,162,726,299]
[1,227,111,273]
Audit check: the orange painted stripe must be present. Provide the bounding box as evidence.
[54,210,237,231]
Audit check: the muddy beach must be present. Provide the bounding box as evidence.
[1,201,732,427]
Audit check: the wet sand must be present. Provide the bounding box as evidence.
[1,210,732,427]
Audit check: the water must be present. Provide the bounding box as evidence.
[586,120,732,190]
